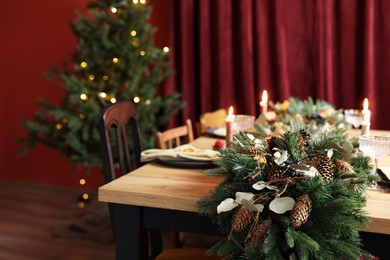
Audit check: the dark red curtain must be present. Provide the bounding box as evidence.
[158,0,390,130]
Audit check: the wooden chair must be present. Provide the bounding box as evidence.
[156,119,194,149]
[197,109,227,136]
[99,102,219,260]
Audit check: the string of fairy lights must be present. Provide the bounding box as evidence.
[67,0,170,208]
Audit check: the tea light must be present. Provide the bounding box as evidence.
[361,98,371,135]
[226,106,234,147]
[260,90,268,115]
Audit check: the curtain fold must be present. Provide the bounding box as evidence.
[161,0,390,129]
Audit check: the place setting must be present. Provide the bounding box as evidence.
[140,144,221,169]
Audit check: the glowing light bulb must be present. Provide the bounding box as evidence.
[163,47,169,52]
[80,93,88,101]
[55,123,63,130]
[130,30,137,36]
[133,0,139,4]
[79,179,86,185]
[111,98,117,103]
[140,0,146,4]
[112,57,119,63]
[78,202,85,208]
[88,75,95,81]
[80,61,87,68]
[145,99,151,105]
[102,75,109,81]
[140,50,146,56]
[131,40,139,47]
[82,193,89,200]
[111,7,118,13]
[133,96,140,103]
[79,113,85,119]
[99,92,107,98]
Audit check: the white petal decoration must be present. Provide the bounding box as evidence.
[274,150,288,166]
[235,192,255,204]
[252,181,267,190]
[254,204,265,212]
[273,151,281,158]
[266,184,279,191]
[327,149,333,159]
[253,181,279,191]
[217,198,238,214]
[247,133,255,141]
[269,197,295,214]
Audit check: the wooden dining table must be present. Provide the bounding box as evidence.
[99,133,390,260]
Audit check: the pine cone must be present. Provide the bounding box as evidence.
[296,133,305,150]
[231,206,254,232]
[299,129,310,147]
[312,153,333,182]
[290,194,312,228]
[267,136,280,153]
[267,165,287,181]
[246,146,261,156]
[245,219,271,249]
[335,159,355,174]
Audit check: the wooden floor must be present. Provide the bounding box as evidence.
[0,180,221,260]
[0,180,115,260]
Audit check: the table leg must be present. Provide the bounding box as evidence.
[115,204,148,260]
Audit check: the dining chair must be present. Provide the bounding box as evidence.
[156,119,194,149]
[197,108,227,136]
[99,101,219,260]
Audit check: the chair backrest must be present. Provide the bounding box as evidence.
[98,101,142,184]
[198,109,227,136]
[156,119,194,149]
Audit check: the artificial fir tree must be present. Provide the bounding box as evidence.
[19,0,184,170]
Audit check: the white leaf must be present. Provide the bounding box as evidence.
[217,198,238,214]
[269,197,295,214]
[234,192,254,204]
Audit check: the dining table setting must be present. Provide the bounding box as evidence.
[99,95,390,260]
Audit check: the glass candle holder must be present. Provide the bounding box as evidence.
[233,115,255,132]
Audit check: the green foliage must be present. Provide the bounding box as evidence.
[198,102,374,259]
[18,0,184,170]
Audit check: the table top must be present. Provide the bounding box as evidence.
[99,134,390,235]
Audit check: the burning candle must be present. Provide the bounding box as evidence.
[361,98,371,135]
[225,106,234,147]
[260,90,268,115]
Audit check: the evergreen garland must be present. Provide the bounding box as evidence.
[199,99,373,259]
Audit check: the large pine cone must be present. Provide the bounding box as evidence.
[312,153,333,182]
[231,206,254,232]
[290,194,312,228]
[245,219,271,249]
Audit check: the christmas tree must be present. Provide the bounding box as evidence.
[19,0,184,170]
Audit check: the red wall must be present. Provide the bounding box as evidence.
[0,1,168,189]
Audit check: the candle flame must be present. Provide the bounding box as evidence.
[260,90,268,106]
[228,106,234,116]
[363,98,369,111]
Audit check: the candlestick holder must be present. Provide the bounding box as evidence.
[344,109,364,129]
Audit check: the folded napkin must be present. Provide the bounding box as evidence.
[141,145,220,162]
